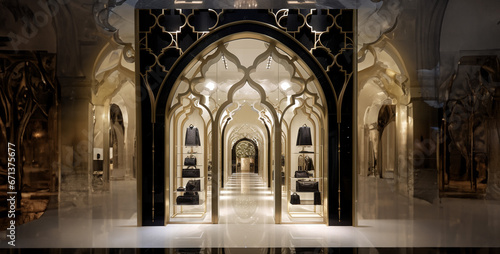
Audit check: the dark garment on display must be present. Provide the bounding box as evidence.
[298,154,305,171]
[185,125,201,146]
[298,154,314,171]
[296,124,312,146]
[304,156,314,171]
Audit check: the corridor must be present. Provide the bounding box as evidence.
[219,173,274,224]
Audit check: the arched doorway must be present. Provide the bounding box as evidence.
[137,10,355,226]
[91,42,136,191]
[110,104,126,179]
[377,105,397,179]
[232,138,259,174]
[357,42,412,194]
[164,35,329,224]
[0,52,59,227]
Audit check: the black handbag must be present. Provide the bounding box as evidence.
[314,191,321,205]
[186,180,200,191]
[182,167,200,177]
[294,171,309,178]
[176,192,199,205]
[184,156,197,166]
[177,186,186,192]
[290,192,300,204]
[296,180,319,192]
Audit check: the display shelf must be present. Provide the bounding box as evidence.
[173,144,207,221]
[175,190,204,193]
[289,200,320,206]
[292,151,315,155]
[175,200,205,206]
[286,147,323,221]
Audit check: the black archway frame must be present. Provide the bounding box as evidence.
[140,20,352,226]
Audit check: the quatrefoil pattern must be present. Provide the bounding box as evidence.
[138,9,354,112]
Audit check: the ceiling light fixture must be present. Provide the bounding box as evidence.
[266,53,272,69]
[206,81,216,91]
[221,53,228,69]
[280,81,291,90]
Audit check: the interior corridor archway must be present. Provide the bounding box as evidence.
[137,10,355,226]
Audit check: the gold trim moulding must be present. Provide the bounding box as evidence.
[288,212,323,217]
[172,211,207,219]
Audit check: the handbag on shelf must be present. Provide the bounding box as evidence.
[177,186,186,192]
[294,170,309,178]
[290,192,301,204]
[182,166,200,178]
[176,192,199,205]
[314,191,321,205]
[186,179,201,191]
[296,180,319,192]
[184,156,197,166]
[184,191,198,196]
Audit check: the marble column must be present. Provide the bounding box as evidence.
[59,78,93,208]
[93,104,111,190]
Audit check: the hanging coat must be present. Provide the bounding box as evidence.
[304,155,314,171]
[185,125,201,146]
[298,154,305,171]
[296,125,312,146]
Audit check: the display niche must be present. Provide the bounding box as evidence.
[282,103,326,223]
[169,101,212,223]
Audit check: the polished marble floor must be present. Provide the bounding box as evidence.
[1,173,500,248]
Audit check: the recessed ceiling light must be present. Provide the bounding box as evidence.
[206,81,216,91]
[280,81,291,90]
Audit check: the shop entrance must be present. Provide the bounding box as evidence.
[165,35,329,224]
[137,9,356,226]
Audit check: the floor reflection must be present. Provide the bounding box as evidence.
[2,174,500,248]
[4,248,500,253]
[220,173,274,224]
